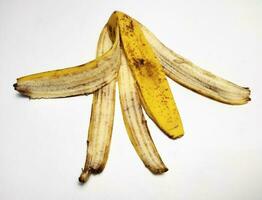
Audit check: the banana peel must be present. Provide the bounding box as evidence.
[118,49,168,174]
[79,26,117,183]
[140,24,251,105]
[108,12,183,139]
[13,26,120,99]
[13,11,251,183]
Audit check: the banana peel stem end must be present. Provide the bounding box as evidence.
[79,169,91,184]
[13,83,17,90]
[150,167,168,175]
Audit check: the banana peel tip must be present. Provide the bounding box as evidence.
[79,170,90,183]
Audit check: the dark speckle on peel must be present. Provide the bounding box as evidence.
[123,14,129,19]
[126,20,134,32]
[133,58,145,67]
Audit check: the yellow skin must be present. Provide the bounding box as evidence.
[107,11,183,139]
[13,11,250,184]
[140,23,250,105]
[14,32,120,98]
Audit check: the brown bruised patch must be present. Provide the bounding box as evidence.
[132,58,157,78]
[126,20,134,31]
[15,85,31,96]
[108,25,112,34]
[89,166,104,174]
[133,58,145,67]
[123,14,130,19]
[107,24,115,39]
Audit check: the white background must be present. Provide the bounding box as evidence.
[0,0,261,199]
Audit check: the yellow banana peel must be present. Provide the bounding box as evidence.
[14,11,251,184]
[108,11,183,139]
